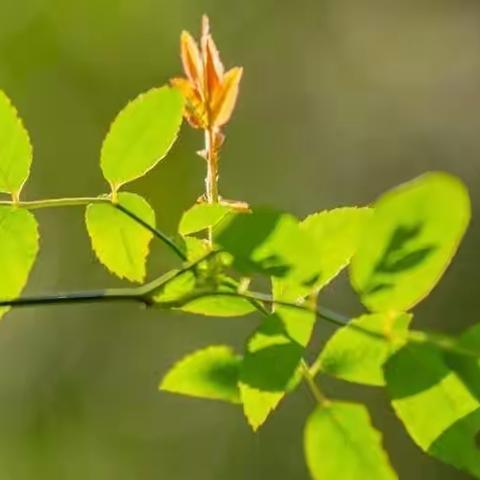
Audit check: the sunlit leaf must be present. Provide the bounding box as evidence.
[0,91,32,195]
[85,193,155,283]
[351,173,470,312]
[101,86,184,189]
[239,309,314,430]
[215,209,312,281]
[301,207,372,292]
[160,345,241,403]
[304,402,397,480]
[317,312,412,386]
[153,270,256,318]
[385,342,480,477]
[0,207,39,319]
[179,203,232,236]
[444,324,480,402]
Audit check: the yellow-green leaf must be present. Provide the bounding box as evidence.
[160,345,242,403]
[101,86,184,189]
[304,402,397,480]
[85,192,155,283]
[0,91,32,195]
[351,172,470,312]
[317,312,412,386]
[385,342,480,477]
[179,203,232,236]
[0,207,39,319]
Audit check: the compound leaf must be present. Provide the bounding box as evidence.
[160,345,241,403]
[317,312,412,386]
[0,91,32,195]
[304,402,397,480]
[85,192,155,283]
[351,173,470,312]
[101,86,184,189]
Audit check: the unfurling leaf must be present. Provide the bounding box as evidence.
[317,312,412,386]
[160,345,242,403]
[385,342,480,477]
[0,91,32,196]
[85,193,155,283]
[100,86,184,189]
[0,207,39,319]
[211,67,243,127]
[304,402,397,480]
[173,15,242,130]
[351,172,470,312]
[179,203,232,236]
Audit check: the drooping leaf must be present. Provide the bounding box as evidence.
[85,192,155,283]
[351,173,470,312]
[317,312,412,386]
[101,86,184,189]
[304,402,397,480]
[160,345,241,403]
[179,203,232,236]
[0,91,32,195]
[385,342,480,477]
[239,309,314,430]
[0,207,39,319]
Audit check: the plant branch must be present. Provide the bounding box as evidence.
[0,196,187,261]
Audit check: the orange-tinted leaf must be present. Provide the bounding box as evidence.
[211,67,243,127]
[201,16,224,98]
[170,77,207,129]
[180,31,203,92]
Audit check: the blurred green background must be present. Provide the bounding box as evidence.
[0,0,478,478]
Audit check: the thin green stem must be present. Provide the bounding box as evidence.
[300,360,330,406]
[0,196,187,261]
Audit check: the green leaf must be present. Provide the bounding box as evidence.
[153,270,256,318]
[385,342,480,477]
[215,209,312,281]
[304,402,397,480]
[0,207,39,319]
[179,203,232,236]
[160,345,242,403]
[0,91,32,195]
[101,86,184,189]
[85,192,155,283]
[444,324,480,400]
[317,312,412,386]
[351,172,470,312]
[239,310,314,430]
[300,207,372,292]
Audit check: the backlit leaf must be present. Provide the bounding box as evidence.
[351,172,470,312]
[317,312,412,386]
[160,345,241,403]
[0,91,32,195]
[385,342,480,477]
[239,309,314,430]
[101,86,184,189]
[0,207,39,319]
[85,193,155,283]
[179,203,232,236]
[215,209,312,281]
[304,402,397,480]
